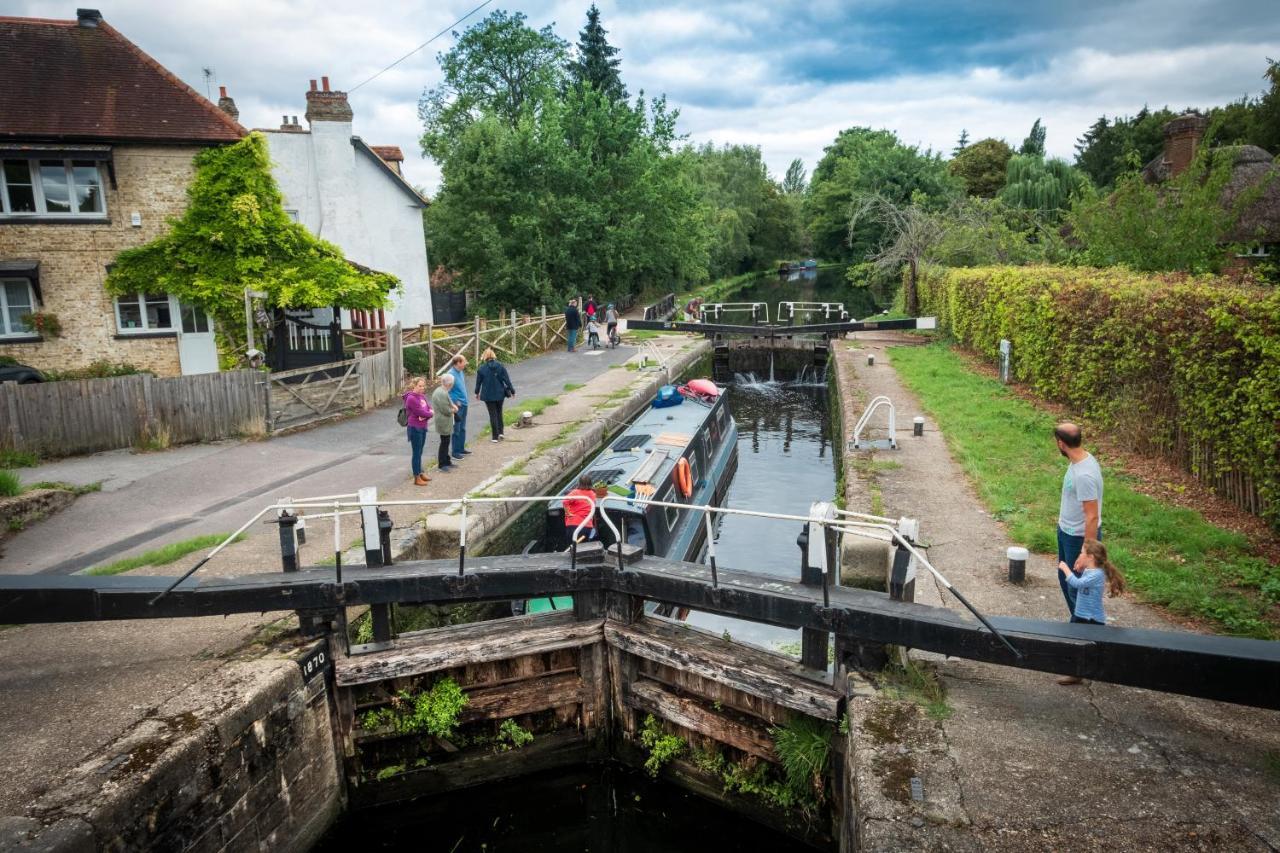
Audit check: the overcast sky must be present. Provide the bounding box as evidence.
[17,1,1280,192]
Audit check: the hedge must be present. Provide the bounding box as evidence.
[917,265,1280,527]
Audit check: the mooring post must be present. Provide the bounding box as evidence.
[1007,546,1028,584]
[359,487,382,568]
[277,509,299,574]
[913,416,925,437]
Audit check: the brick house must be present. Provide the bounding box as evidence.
[0,9,245,376]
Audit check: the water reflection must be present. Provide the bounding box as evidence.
[728,266,895,321]
[682,379,835,657]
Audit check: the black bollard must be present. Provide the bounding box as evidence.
[277,512,299,573]
[913,416,924,437]
[1007,546,1028,583]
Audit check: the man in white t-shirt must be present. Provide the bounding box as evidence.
[1054,422,1103,619]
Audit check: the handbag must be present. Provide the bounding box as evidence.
[396,407,408,427]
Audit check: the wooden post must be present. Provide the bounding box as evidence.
[474,316,481,363]
[426,322,435,378]
[541,306,548,351]
[798,501,834,672]
[2,383,22,451]
[510,309,519,359]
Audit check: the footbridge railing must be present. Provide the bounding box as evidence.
[2,492,1278,711]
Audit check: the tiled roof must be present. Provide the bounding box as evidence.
[370,145,405,162]
[0,14,245,144]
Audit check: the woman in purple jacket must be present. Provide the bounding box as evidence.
[402,377,433,486]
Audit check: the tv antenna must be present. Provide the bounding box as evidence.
[202,67,216,99]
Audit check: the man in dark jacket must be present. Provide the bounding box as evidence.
[565,299,582,352]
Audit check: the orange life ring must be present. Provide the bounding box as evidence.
[674,457,693,498]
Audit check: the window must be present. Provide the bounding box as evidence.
[115,293,174,333]
[0,278,35,337]
[663,487,678,530]
[180,302,210,334]
[0,159,105,217]
[1237,244,1272,258]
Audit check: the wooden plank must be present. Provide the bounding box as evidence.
[625,678,778,762]
[459,671,585,722]
[607,618,839,720]
[336,611,602,685]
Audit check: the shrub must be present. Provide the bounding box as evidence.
[42,361,148,382]
[638,714,685,777]
[403,346,431,376]
[917,265,1280,527]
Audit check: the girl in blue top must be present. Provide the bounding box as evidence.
[1057,539,1126,625]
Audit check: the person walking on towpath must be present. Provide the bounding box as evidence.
[402,376,433,486]
[1052,421,1104,683]
[432,375,458,472]
[448,355,469,461]
[565,299,582,352]
[474,348,515,442]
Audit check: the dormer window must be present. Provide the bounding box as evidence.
[0,159,106,218]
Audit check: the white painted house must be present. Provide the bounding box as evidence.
[254,78,432,328]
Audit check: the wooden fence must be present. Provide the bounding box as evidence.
[268,325,404,432]
[403,310,568,377]
[643,293,677,322]
[0,370,267,456]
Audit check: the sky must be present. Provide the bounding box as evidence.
[14,0,1280,192]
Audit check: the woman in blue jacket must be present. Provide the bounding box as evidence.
[474,348,516,441]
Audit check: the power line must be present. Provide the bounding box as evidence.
[349,0,496,93]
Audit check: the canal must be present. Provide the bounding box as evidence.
[728,265,896,320]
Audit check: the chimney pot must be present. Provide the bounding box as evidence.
[219,86,227,98]
[76,8,102,27]
[322,76,330,92]
[309,79,318,92]
[292,116,299,125]
[304,79,352,124]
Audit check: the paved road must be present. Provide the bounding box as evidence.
[3,344,635,575]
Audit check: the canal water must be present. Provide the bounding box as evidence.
[728,265,895,321]
[316,764,812,852]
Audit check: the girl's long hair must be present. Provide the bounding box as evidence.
[1082,539,1126,597]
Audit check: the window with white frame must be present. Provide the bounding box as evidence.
[115,293,175,333]
[0,278,36,337]
[1237,244,1272,258]
[1,159,106,217]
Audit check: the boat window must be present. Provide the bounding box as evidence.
[689,452,700,492]
[663,487,678,530]
[624,515,648,550]
[702,430,711,461]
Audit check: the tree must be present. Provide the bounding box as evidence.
[1020,119,1046,156]
[1251,58,1280,154]
[105,134,395,359]
[1067,146,1241,273]
[1000,154,1089,218]
[782,158,807,195]
[568,4,626,102]
[948,138,1013,197]
[848,197,945,316]
[805,127,960,261]
[953,129,970,156]
[419,11,568,161]
[1074,107,1177,189]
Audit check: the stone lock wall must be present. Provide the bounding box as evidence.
[0,145,207,376]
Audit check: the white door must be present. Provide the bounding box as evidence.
[176,301,219,374]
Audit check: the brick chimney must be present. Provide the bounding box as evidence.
[278,115,305,133]
[304,76,353,124]
[216,86,239,121]
[76,8,102,27]
[1163,112,1208,177]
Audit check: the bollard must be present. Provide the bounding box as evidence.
[913,416,924,437]
[867,354,875,366]
[277,511,299,573]
[1007,546,1028,583]
[378,510,394,566]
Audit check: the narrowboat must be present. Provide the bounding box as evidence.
[524,380,739,613]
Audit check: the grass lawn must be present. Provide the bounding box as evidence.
[889,343,1278,639]
[85,533,246,576]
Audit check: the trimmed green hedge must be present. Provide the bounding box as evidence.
[917,265,1280,527]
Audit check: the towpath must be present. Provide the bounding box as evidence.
[2,342,635,576]
[835,334,1280,851]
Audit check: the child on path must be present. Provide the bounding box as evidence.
[1055,538,1126,684]
[586,315,601,349]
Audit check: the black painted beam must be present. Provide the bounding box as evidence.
[2,555,1277,710]
[626,317,936,336]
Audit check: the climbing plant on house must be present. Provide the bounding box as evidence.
[105,133,397,360]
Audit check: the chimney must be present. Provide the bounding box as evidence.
[76,8,102,27]
[304,75,353,124]
[1163,112,1208,178]
[216,85,240,121]
[278,115,305,133]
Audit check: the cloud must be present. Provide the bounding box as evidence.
[12,0,1280,193]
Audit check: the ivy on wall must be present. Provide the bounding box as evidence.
[106,133,398,355]
[917,265,1280,527]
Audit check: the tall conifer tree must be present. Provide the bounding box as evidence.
[568,4,626,101]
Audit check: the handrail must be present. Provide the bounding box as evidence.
[852,395,896,449]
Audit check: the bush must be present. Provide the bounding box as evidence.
[918,265,1280,527]
[42,361,148,382]
[0,471,22,497]
[403,346,431,376]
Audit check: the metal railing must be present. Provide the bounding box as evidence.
[698,302,770,324]
[779,301,849,323]
[147,489,1020,658]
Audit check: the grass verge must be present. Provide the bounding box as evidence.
[85,533,247,576]
[889,342,1278,639]
[0,450,39,469]
[878,658,952,719]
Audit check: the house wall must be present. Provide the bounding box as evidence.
[0,145,203,376]
[264,128,432,328]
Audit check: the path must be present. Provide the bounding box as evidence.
[837,335,1280,851]
[3,343,635,576]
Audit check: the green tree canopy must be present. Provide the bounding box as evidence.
[805,127,960,261]
[1073,107,1176,189]
[782,158,807,195]
[999,154,1089,218]
[948,138,1013,198]
[568,4,626,102]
[1020,118,1046,156]
[419,10,568,161]
[105,134,395,354]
